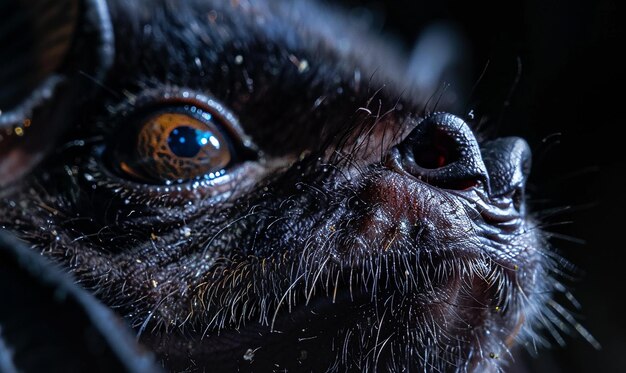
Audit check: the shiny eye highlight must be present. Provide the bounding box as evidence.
[131,111,231,181]
[107,99,250,185]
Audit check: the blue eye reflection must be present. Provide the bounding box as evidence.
[167,126,220,158]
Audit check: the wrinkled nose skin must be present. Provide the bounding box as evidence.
[389,113,531,197]
[481,136,532,197]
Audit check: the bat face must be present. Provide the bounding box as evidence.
[0,0,554,371]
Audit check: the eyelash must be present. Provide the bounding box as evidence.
[103,88,255,146]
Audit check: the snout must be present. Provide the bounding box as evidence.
[387,113,531,200]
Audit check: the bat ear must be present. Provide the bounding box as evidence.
[0,0,78,114]
[0,0,114,187]
[407,22,471,113]
[0,230,162,373]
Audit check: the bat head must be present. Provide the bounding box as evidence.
[0,0,563,371]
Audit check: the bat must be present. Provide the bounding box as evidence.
[0,0,594,371]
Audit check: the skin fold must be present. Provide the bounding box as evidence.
[0,0,572,372]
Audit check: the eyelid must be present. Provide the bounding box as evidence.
[124,89,259,157]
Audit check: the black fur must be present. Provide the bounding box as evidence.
[0,0,578,372]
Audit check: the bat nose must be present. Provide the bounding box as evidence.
[480,137,531,198]
[388,113,489,190]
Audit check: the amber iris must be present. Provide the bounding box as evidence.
[119,112,232,183]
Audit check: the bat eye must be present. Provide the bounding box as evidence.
[108,102,246,184]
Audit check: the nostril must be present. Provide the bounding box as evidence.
[390,113,489,191]
[411,126,461,169]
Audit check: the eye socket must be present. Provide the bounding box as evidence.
[107,100,250,185]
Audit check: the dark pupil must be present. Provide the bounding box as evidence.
[167,126,210,158]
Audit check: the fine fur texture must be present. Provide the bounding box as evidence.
[0,0,587,372]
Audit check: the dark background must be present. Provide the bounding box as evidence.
[332,0,622,371]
